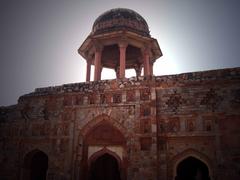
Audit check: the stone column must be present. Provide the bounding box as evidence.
[149,60,153,76]
[94,46,102,81]
[118,41,128,79]
[142,46,151,76]
[86,60,91,82]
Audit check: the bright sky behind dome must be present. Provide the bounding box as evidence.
[1,0,240,106]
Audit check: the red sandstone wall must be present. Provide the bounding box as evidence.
[156,68,240,180]
[0,67,239,180]
[0,77,158,180]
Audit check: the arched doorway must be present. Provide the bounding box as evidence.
[23,150,48,180]
[89,153,121,180]
[80,117,127,180]
[175,156,210,180]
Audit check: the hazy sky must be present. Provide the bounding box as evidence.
[1,0,240,106]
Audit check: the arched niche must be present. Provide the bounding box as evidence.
[80,118,127,180]
[80,114,128,138]
[170,149,213,180]
[175,156,211,180]
[85,121,126,145]
[88,148,122,180]
[22,149,48,180]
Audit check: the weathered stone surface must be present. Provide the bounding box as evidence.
[0,67,240,180]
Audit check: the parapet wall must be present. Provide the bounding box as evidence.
[17,67,239,99]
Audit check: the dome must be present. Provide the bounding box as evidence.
[92,8,150,37]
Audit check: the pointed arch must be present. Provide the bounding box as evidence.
[23,149,48,169]
[22,149,48,180]
[176,156,210,180]
[88,149,122,180]
[169,148,213,180]
[80,114,128,138]
[79,114,128,180]
[88,148,122,167]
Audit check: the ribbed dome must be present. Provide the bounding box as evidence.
[92,8,150,37]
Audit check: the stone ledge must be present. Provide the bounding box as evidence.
[19,67,240,99]
[155,67,240,85]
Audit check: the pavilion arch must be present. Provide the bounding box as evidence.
[169,148,213,180]
[21,149,48,180]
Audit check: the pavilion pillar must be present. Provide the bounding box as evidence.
[118,42,128,79]
[149,61,153,76]
[142,46,151,76]
[86,59,91,82]
[94,47,102,81]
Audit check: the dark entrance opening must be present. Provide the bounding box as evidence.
[24,150,48,180]
[175,157,210,180]
[30,151,48,180]
[89,153,121,180]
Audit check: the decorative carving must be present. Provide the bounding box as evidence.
[159,118,180,133]
[93,18,149,35]
[168,118,180,132]
[140,88,150,101]
[203,118,213,132]
[186,119,195,132]
[126,90,136,102]
[166,90,183,113]
[200,88,223,112]
[85,122,125,145]
[113,93,122,103]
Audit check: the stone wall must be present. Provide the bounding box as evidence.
[0,76,158,180]
[155,67,240,180]
[0,67,239,180]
